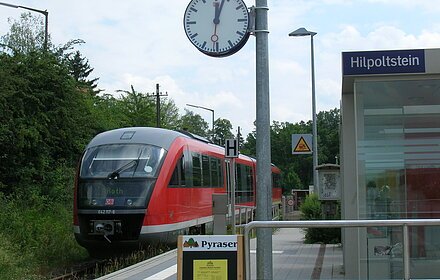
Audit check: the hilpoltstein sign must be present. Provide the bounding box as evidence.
[343,49,426,75]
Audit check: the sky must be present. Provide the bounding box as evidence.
[2,0,440,137]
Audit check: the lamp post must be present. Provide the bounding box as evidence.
[186,103,215,141]
[289,27,318,191]
[0,1,48,50]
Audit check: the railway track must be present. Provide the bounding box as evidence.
[50,245,172,280]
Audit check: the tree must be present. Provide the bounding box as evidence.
[66,50,100,95]
[179,109,209,137]
[159,98,180,130]
[213,118,234,145]
[317,108,340,164]
[241,108,340,190]
[0,50,97,193]
[0,12,47,54]
[117,85,156,127]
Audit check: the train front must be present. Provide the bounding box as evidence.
[73,129,166,253]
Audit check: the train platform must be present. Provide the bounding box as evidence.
[98,213,345,279]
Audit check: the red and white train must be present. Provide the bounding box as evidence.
[73,127,282,254]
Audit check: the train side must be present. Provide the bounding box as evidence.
[73,127,282,254]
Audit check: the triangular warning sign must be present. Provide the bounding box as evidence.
[294,137,311,153]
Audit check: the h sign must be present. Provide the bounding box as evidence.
[225,139,239,158]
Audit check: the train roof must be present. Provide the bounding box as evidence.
[85,127,194,150]
[84,127,280,171]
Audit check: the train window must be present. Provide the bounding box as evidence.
[80,144,166,179]
[192,154,202,187]
[169,155,185,188]
[202,155,210,187]
[210,157,221,188]
[273,173,281,188]
[235,164,254,203]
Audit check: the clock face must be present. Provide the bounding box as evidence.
[183,0,250,58]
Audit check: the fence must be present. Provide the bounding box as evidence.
[242,219,440,280]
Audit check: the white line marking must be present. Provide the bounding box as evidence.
[143,264,177,280]
[250,250,283,254]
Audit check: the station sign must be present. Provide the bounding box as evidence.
[342,49,426,76]
[292,134,313,155]
[177,235,244,280]
[225,138,239,158]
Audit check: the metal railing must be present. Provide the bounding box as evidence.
[242,219,440,280]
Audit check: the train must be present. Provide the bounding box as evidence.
[73,127,282,255]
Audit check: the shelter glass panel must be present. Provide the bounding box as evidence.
[355,78,440,279]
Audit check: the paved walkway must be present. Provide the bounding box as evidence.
[248,227,344,279]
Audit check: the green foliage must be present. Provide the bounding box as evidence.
[0,168,88,279]
[0,12,47,54]
[116,85,156,127]
[180,109,209,137]
[242,109,340,190]
[66,50,101,94]
[0,50,97,192]
[299,194,341,244]
[213,118,234,145]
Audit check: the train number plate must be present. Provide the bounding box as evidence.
[97,209,116,214]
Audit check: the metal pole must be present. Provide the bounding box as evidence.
[211,110,215,142]
[230,158,236,234]
[43,10,48,51]
[156,84,160,128]
[255,1,272,279]
[310,34,318,191]
[403,223,410,280]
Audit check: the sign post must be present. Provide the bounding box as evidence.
[225,139,239,234]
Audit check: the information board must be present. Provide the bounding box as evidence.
[177,235,244,280]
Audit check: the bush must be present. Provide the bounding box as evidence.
[0,167,88,279]
[299,193,341,244]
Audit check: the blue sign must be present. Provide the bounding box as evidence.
[343,49,426,75]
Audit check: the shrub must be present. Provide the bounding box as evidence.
[299,193,341,244]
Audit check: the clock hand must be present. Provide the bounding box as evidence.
[213,0,220,24]
[213,0,225,24]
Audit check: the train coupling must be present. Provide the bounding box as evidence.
[89,220,122,243]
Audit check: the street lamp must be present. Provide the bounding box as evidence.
[186,103,215,141]
[0,1,48,50]
[289,27,319,190]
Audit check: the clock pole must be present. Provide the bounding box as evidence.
[254,1,272,280]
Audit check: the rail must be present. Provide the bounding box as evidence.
[242,219,440,280]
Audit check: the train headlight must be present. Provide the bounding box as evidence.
[126,199,133,206]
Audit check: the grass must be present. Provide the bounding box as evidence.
[0,186,89,279]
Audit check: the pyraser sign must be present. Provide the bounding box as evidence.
[182,235,238,251]
[343,49,426,75]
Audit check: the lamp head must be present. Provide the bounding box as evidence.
[289,27,317,37]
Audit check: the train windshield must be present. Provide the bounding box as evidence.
[80,144,166,179]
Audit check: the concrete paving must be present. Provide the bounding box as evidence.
[248,227,344,280]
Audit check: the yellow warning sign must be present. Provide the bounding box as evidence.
[292,134,313,154]
[294,137,311,153]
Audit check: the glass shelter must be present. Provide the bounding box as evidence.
[341,48,440,279]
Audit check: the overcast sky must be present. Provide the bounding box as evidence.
[2,0,440,136]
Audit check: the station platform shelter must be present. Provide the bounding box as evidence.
[340,48,440,279]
